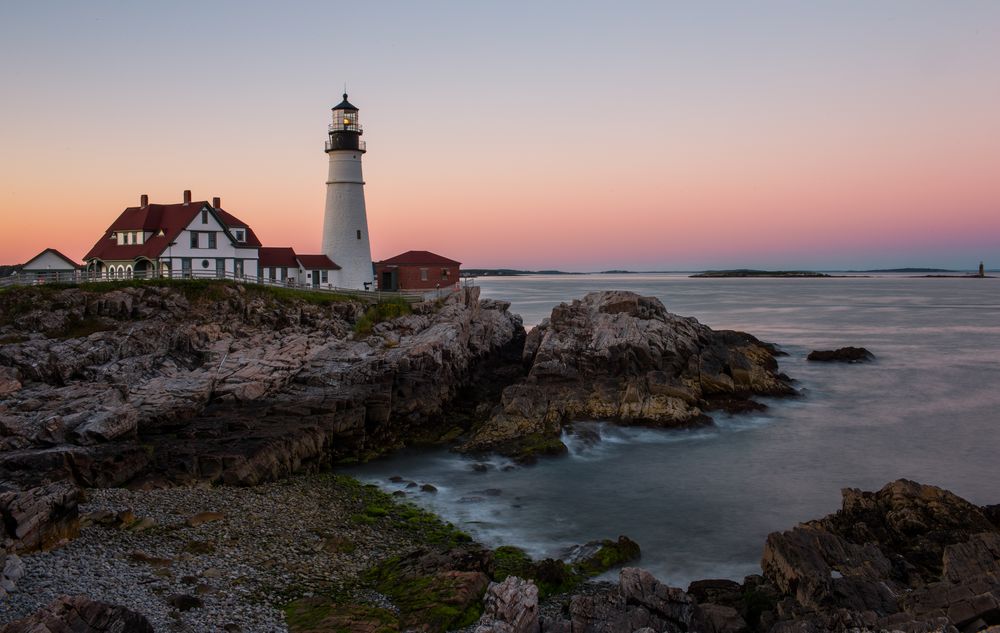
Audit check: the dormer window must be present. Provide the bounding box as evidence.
[234,229,246,243]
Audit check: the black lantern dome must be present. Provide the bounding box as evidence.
[326,93,365,153]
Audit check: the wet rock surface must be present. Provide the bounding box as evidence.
[462,291,794,458]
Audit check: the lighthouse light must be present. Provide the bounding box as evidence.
[343,117,351,126]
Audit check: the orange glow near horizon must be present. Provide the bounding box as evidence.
[2,3,999,271]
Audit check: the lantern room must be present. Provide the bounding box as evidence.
[326,93,366,152]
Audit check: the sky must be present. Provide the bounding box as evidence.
[1,1,998,271]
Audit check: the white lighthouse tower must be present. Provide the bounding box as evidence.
[321,93,374,289]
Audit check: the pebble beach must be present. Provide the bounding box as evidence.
[2,474,434,632]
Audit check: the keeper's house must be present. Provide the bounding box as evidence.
[21,248,80,282]
[83,191,261,279]
[374,250,461,291]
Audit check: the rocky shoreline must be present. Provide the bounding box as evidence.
[4,282,998,631]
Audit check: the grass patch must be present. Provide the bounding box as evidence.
[365,558,484,632]
[336,475,471,548]
[354,297,412,336]
[283,598,398,633]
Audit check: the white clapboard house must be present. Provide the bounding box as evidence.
[84,191,261,279]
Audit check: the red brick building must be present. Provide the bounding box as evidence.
[374,250,461,291]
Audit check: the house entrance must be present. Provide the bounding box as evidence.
[381,271,396,291]
[311,271,320,288]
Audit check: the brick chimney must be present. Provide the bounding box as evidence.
[140,194,148,208]
[183,190,191,205]
[212,196,221,208]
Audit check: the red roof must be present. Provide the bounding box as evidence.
[376,250,461,267]
[84,201,262,262]
[259,247,299,268]
[296,254,340,270]
[23,248,80,269]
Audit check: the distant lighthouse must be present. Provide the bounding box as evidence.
[322,93,373,289]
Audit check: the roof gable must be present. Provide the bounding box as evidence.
[85,201,261,262]
[23,248,80,270]
[296,254,340,270]
[376,250,461,267]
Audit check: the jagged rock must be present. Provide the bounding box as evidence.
[0,481,80,552]
[1,285,525,494]
[475,576,540,633]
[545,567,697,633]
[0,594,155,632]
[462,291,793,457]
[759,479,1000,632]
[806,347,874,362]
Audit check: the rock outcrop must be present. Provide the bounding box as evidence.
[0,283,524,550]
[462,291,793,457]
[0,594,154,633]
[758,479,1000,631]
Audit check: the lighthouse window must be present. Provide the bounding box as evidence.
[356,230,362,240]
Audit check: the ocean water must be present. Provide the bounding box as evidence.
[344,274,1000,587]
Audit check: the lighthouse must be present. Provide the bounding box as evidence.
[321,93,374,289]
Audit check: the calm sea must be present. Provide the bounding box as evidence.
[345,273,1000,586]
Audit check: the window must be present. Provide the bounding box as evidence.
[420,268,428,281]
[132,231,138,244]
[190,232,198,248]
[356,230,362,240]
[321,271,328,283]
[234,229,245,242]
[268,267,276,281]
[202,209,208,224]
[441,268,450,280]
[181,258,192,278]
[124,232,130,245]
[208,232,217,249]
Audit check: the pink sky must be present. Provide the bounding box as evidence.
[2,2,998,270]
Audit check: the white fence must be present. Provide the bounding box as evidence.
[0,269,437,304]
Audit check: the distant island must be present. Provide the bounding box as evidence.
[851,267,957,273]
[690,269,831,278]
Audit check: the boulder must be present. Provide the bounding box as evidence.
[0,594,154,633]
[806,347,874,362]
[475,576,540,633]
[462,291,793,456]
[1,552,25,598]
